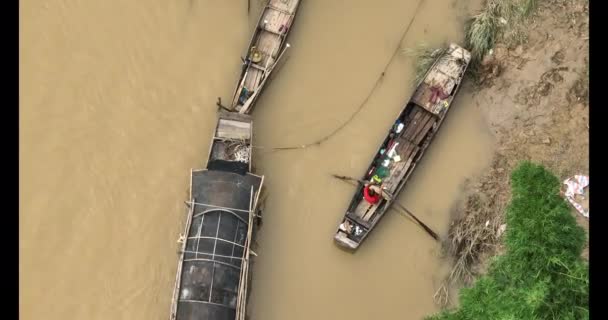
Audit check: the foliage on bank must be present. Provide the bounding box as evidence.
[465,0,538,61]
[426,162,589,320]
[402,44,447,86]
[406,0,540,84]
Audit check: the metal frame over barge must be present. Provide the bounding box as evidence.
[170,112,264,320]
[333,44,472,251]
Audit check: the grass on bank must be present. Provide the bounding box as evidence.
[402,44,447,85]
[466,0,538,61]
[405,0,538,86]
[426,162,589,320]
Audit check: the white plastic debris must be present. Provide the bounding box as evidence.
[354,225,363,236]
[339,222,349,232]
[233,145,251,163]
[562,175,589,218]
[497,224,507,237]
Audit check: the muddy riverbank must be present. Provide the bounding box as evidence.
[438,0,589,308]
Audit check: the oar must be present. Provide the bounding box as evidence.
[331,174,440,241]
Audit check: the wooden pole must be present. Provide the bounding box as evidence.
[169,193,196,320]
[331,174,440,241]
[216,97,231,112]
[236,186,255,320]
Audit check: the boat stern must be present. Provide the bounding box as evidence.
[334,231,360,250]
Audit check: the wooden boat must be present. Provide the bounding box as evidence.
[229,0,302,114]
[169,111,264,320]
[333,44,471,250]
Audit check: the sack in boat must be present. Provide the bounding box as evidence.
[375,166,390,178]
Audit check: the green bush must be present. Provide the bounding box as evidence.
[427,162,588,320]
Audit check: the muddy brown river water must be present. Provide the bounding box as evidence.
[20,0,493,319]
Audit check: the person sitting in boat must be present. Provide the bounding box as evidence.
[363,183,383,204]
[239,87,254,105]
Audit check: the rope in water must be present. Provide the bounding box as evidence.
[254,0,428,153]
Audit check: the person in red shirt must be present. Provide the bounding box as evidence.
[363,183,382,204]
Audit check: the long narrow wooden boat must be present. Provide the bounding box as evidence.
[170,111,264,320]
[333,44,472,251]
[229,0,302,114]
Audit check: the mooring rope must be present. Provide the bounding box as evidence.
[254,0,428,153]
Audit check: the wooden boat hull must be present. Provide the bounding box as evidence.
[334,44,472,250]
[229,0,302,114]
[170,112,264,320]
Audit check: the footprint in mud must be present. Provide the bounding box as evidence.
[567,78,588,104]
[518,67,569,105]
[551,50,565,65]
[537,82,553,97]
[549,71,564,83]
[541,67,567,84]
[524,67,568,104]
